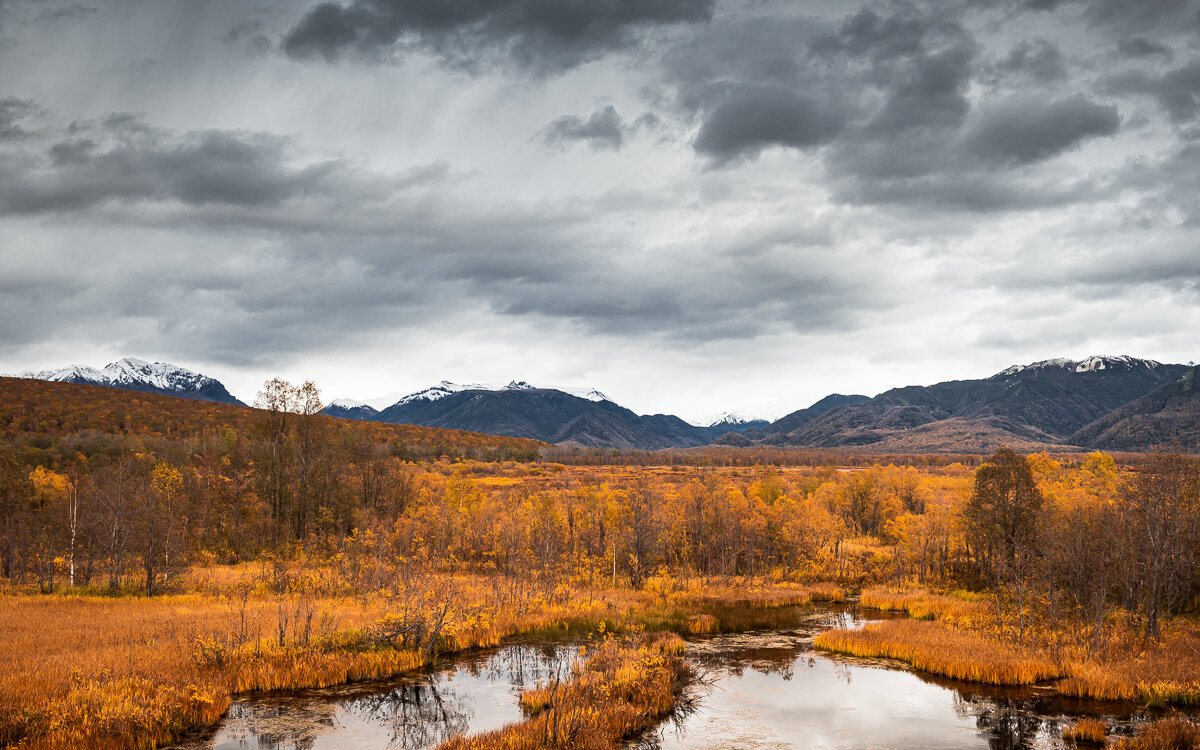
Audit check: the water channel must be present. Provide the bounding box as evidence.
[176,605,1175,750]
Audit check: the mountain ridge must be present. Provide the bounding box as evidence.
[14,358,245,406]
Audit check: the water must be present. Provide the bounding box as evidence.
[644,607,1163,750]
[176,606,1175,750]
[176,642,577,750]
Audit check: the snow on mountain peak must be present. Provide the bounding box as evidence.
[11,358,240,403]
[19,364,107,383]
[383,380,611,408]
[996,355,1162,378]
[329,398,368,408]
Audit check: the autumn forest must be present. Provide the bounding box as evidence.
[2,376,1200,749]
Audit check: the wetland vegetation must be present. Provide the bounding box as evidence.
[3,378,1200,748]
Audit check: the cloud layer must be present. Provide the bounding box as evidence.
[0,0,1197,421]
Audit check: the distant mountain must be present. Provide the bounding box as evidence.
[1069,366,1200,451]
[705,412,770,438]
[15,358,244,405]
[372,385,710,449]
[735,356,1187,452]
[714,394,869,446]
[324,399,380,421]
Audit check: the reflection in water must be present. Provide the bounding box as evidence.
[176,644,576,750]
[642,606,1177,750]
[179,605,1184,750]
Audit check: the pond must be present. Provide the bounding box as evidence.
[176,605,1174,750]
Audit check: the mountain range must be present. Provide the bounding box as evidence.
[14,358,245,405]
[12,355,1200,452]
[729,355,1190,452]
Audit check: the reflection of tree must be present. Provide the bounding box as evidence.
[688,646,801,679]
[201,644,581,750]
[355,682,472,750]
[953,693,1054,750]
[213,700,339,750]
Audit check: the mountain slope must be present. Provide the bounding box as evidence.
[756,357,1186,451]
[713,394,870,446]
[0,376,544,461]
[324,399,380,421]
[374,386,712,449]
[1069,366,1200,451]
[16,358,245,405]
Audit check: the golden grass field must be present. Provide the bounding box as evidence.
[818,587,1200,706]
[0,571,842,750]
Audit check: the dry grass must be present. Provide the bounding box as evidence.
[1110,718,1200,749]
[1062,717,1108,744]
[860,586,987,623]
[814,619,1063,685]
[437,632,689,750]
[1060,654,1200,705]
[0,574,828,750]
[685,614,719,634]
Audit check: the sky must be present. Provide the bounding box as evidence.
[1,0,1198,423]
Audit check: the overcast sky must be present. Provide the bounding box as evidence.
[1,0,1198,422]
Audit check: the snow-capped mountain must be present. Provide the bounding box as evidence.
[325,380,614,427]
[14,358,244,405]
[375,380,611,409]
[995,355,1164,378]
[727,355,1187,452]
[702,411,770,436]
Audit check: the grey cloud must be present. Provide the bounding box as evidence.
[0,97,36,139]
[281,0,715,73]
[224,19,272,56]
[541,105,625,150]
[674,4,976,171]
[833,170,1108,212]
[0,113,345,215]
[961,94,1120,165]
[1118,37,1174,59]
[693,86,847,162]
[1083,0,1199,32]
[860,40,975,136]
[997,39,1067,82]
[1154,60,1200,122]
[1108,58,1200,123]
[37,4,95,22]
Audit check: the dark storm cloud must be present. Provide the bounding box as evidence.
[0,96,35,139]
[224,19,272,56]
[673,4,981,177]
[1109,58,1200,124]
[281,0,715,73]
[693,86,846,162]
[1118,37,1174,60]
[1150,59,1200,123]
[1082,0,1199,32]
[960,94,1120,165]
[37,4,95,22]
[996,40,1067,82]
[0,112,344,215]
[540,105,625,150]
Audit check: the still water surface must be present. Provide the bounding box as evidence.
[177,606,1170,750]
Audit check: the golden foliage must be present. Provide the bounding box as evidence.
[814,619,1063,685]
[1062,717,1108,744]
[1111,718,1200,750]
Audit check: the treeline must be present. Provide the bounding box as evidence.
[0,376,544,466]
[959,449,1200,641]
[0,377,538,594]
[3,374,1200,643]
[542,445,998,468]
